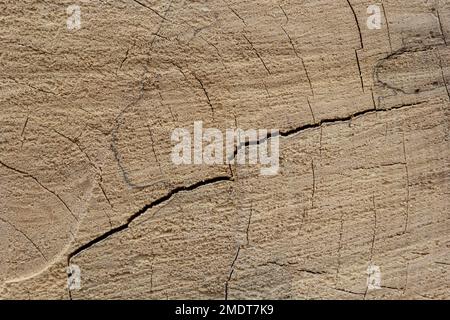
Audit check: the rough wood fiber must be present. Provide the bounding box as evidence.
[0,0,449,299]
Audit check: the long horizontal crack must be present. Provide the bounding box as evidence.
[66,99,424,295]
[67,175,233,262]
[71,101,423,260]
[230,101,425,161]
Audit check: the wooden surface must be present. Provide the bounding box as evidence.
[0,0,449,299]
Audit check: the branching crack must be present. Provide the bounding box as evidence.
[66,91,424,296]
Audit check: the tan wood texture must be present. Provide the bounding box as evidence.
[0,0,448,299]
